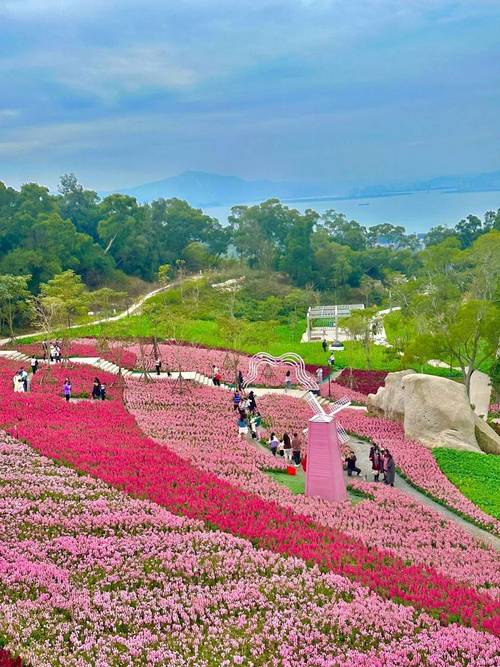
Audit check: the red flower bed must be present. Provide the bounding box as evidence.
[0,358,498,634]
[335,368,388,396]
[0,652,22,667]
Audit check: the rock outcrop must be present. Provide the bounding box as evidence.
[367,370,496,454]
[474,415,500,455]
[366,369,415,422]
[402,374,480,452]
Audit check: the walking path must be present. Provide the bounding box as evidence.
[3,349,496,549]
[0,282,175,347]
[348,436,499,550]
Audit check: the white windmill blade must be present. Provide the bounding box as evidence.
[337,425,350,444]
[328,396,351,415]
[304,390,325,415]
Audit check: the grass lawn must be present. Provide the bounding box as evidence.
[433,448,500,520]
[265,468,305,494]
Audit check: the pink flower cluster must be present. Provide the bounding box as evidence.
[320,380,368,404]
[0,358,497,633]
[490,403,500,413]
[128,384,500,599]
[335,368,388,396]
[1,435,498,666]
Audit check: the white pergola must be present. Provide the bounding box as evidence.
[305,304,364,341]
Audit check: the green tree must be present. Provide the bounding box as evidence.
[0,274,33,339]
[39,270,89,327]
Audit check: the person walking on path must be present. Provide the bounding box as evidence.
[284,370,292,393]
[316,367,323,383]
[92,378,101,400]
[238,370,244,391]
[232,391,241,411]
[100,382,107,401]
[237,415,248,438]
[322,336,328,353]
[13,371,24,392]
[20,367,28,392]
[282,432,292,462]
[63,378,72,402]
[385,451,395,487]
[269,432,280,456]
[155,358,162,376]
[30,357,38,375]
[328,353,335,368]
[291,432,302,465]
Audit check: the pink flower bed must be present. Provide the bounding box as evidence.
[339,409,500,535]
[0,359,498,633]
[320,380,368,404]
[490,403,500,413]
[127,384,500,598]
[1,436,498,666]
[335,368,388,396]
[16,339,137,369]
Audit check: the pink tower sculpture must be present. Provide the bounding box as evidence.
[304,394,349,503]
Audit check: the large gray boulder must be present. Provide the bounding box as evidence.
[402,374,480,452]
[367,369,415,422]
[474,415,500,455]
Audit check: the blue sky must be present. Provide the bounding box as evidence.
[1,0,499,192]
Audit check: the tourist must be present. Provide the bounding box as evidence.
[20,367,28,392]
[291,432,302,465]
[328,353,335,368]
[369,445,383,482]
[315,367,323,383]
[248,390,257,412]
[30,357,38,374]
[284,370,292,393]
[92,378,101,400]
[42,341,49,361]
[232,391,241,411]
[282,432,292,462]
[346,450,361,476]
[49,343,56,363]
[385,450,395,487]
[269,432,279,456]
[213,370,222,387]
[237,415,248,438]
[55,343,62,363]
[12,371,24,393]
[63,378,72,402]
[155,358,162,375]
[322,336,328,352]
[238,370,244,391]
[100,382,107,401]
[212,365,219,385]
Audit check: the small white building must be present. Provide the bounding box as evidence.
[303,304,365,342]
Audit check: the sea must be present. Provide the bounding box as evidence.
[204,189,500,234]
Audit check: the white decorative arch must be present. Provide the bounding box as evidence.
[243,352,319,391]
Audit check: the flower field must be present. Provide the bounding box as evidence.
[0,359,499,636]
[127,383,500,598]
[334,369,388,396]
[1,436,499,665]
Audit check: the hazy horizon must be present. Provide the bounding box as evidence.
[1,1,499,193]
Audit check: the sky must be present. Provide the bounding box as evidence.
[1,0,500,193]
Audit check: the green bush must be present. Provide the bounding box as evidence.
[433,448,500,520]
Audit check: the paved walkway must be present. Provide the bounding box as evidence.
[348,436,499,550]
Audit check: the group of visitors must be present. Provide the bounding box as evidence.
[369,444,395,486]
[91,377,107,401]
[234,389,262,439]
[268,431,303,465]
[42,341,63,363]
[12,368,29,392]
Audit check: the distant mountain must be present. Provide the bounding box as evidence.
[352,169,500,198]
[117,170,327,206]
